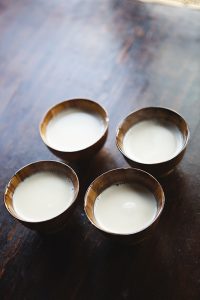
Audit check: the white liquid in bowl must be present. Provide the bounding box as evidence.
[46,108,105,151]
[13,171,74,222]
[94,183,157,234]
[123,119,183,164]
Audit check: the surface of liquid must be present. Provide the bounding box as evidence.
[123,119,183,164]
[94,183,157,234]
[46,108,105,151]
[13,172,74,222]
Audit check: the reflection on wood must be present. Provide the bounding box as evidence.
[140,0,200,9]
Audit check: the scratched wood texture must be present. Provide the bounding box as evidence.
[0,0,200,299]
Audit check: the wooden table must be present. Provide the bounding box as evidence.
[0,1,200,299]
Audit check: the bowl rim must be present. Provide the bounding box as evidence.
[84,167,165,236]
[4,160,79,224]
[116,106,190,166]
[39,98,109,153]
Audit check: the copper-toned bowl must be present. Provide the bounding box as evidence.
[4,161,79,233]
[84,168,165,244]
[116,107,190,176]
[40,99,109,161]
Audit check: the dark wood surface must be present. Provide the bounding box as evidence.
[0,0,200,299]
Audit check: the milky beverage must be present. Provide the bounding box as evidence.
[13,172,74,222]
[123,119,183,164]
[46,108,105,151]
[94,183,157,234]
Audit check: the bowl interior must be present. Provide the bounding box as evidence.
[116,107,189,161]
[4,161,79,222]
[40,99,108,151]
[84,168,165,234]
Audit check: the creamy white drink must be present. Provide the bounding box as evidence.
[123,120,183,164]
[46,108,105,151]
[13,172,74,222]
[94,183,157,234]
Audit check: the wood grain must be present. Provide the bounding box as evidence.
[0,0,200,299]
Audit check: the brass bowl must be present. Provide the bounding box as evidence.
[4,160,79,233]
[84,168,165,244]
[40,98,109,161]
[116,107,190,176]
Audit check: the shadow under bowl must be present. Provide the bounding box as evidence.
[4,160,79,233]
[116,107,190,177]
[39,98,109,162]
[84,168,165,244]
